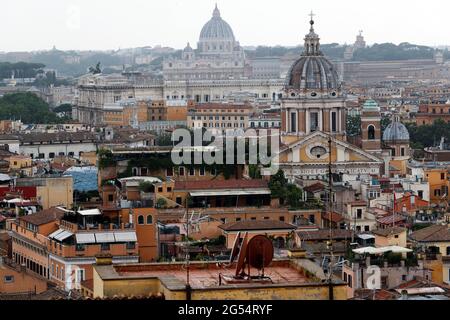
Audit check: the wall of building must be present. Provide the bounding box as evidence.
[36,177,74,209]
[0,261,48,294]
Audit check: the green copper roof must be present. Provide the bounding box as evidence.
[363,99,380,110]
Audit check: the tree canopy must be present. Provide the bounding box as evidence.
[0,62,45,80]
[406,119,450,149]
[0,92,63,123]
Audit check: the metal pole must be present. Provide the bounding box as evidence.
[328,135,334,301]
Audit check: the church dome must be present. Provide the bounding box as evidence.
[199,5,235,41]
[285,18,340,93]
[383,117,410,142]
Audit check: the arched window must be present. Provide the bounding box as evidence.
[146,215,153,225]
[138,215,144,225]
[368,125,375,140]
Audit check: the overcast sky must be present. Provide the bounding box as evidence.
[1,0,449,52]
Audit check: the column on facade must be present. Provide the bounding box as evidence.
[319,109,323,131]
[305,109,310,134]
[323,109,330,133]
[298,110,305,134]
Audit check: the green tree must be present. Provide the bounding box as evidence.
[346,115,361,137]
[156,198,168,209]
[286,184,303,209]
[0,92,63,123]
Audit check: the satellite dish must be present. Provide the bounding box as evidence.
[247,235,274,270]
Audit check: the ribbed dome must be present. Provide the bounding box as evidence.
[286,56,340,91]
[199,5,235,41]
[285,17,340,93]
[383,120,410,142]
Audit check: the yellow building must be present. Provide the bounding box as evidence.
[410,224,450,285]
[17,176,73,209]
[425,168,450,205]
[8,155,33,177]
[372,227,407,248]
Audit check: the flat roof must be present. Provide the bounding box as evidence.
[95,260,318,290]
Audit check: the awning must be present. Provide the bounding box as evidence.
[49,229,73,242]
[114,232,137,242]
[54,230,73,241]
[95,233,116,243]
[353,246,412,255]
[48,229,65,239]
[77,209,102,216]
[189,189,271,197]
[76,233,96,244]
[358,234,376,240]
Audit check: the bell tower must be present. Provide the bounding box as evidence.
[361,99,382,154]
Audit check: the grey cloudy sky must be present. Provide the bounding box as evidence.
[0,0,448,51]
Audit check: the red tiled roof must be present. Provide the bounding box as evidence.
[372,227,406,237]
[322,212,344,223]
[219,220,297,232]
[296,229,353,241]
[348,201,367,206]
[304,183,325,193]
[174,179,268,191]
[377,214,407,225]
[409,224,450,242]
[19,207,65,226]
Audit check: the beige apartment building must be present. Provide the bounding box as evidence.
[187,103,253,133]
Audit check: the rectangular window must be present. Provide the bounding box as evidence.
[3,275,14,283]
[76,269,85,282]
[76,244,85,252]
[348,275,353,288]
[290,112,297,132]
[310,112,319,132]
[101,243,110,251]
[199,167,205,176]
[179,166,185,176]
[126,242,136,250]
[166,168,173,177]
[331,112,337,132]
[357,209,363,219]
[189,167,195,176]
[441,173,445,180]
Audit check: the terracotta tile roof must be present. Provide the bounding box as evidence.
[296,229,353,241]
[372,227,407,237]
[348,201,367,206]
[219,220,297,232]
[322,212,344,223]
[376,214,407,225]
[19,207,65,226]
[304,183,325,193]
[409,224,450,242]
[353,289,400,300]
[174,179,268,191]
